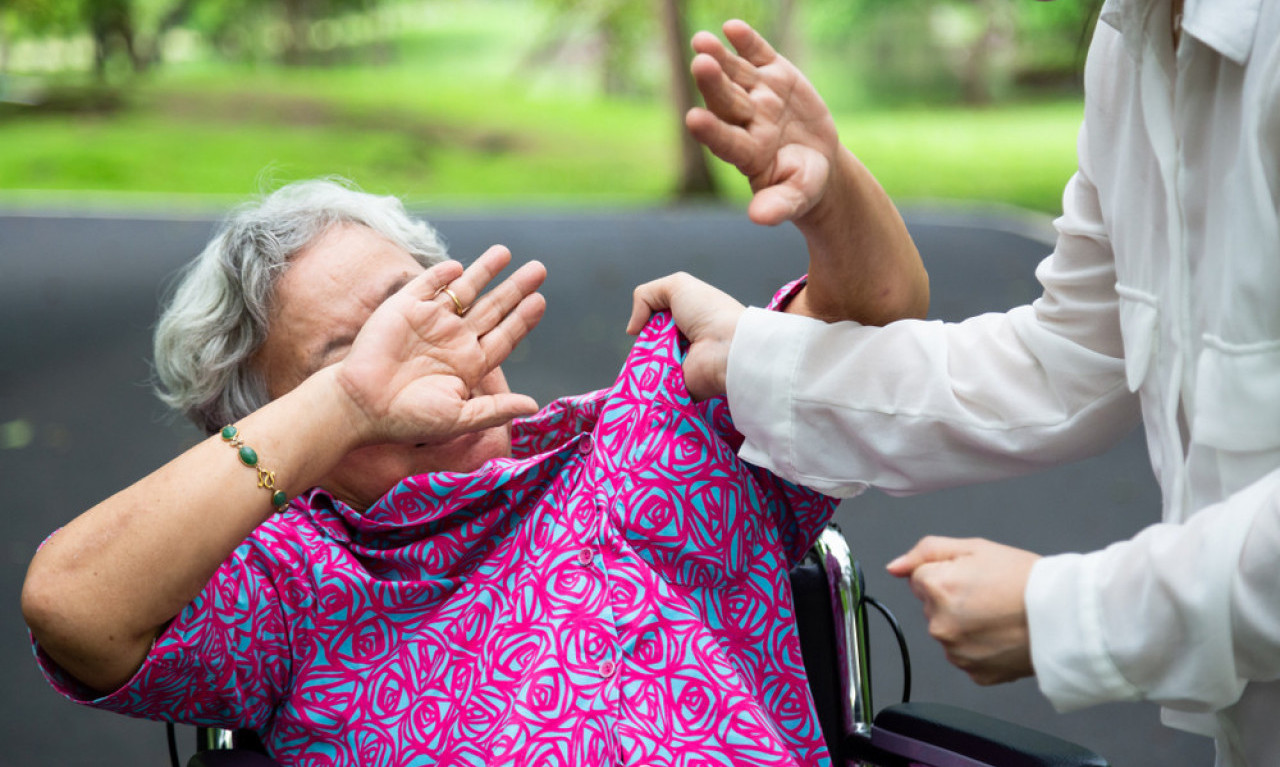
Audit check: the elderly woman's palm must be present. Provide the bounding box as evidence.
[336,251,547,446]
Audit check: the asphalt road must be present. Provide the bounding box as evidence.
[0,206,1215,767]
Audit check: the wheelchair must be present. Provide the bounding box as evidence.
[173,525,1108,767]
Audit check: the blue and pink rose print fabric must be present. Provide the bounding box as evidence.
[37,298,840,766]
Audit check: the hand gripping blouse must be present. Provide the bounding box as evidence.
[36,302,840,766]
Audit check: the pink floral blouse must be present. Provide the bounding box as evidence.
[36,287,840,766]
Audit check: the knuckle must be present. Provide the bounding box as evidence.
[928,620,958,644]
[944,649,975,672]
[917,534,945,551]
[907,576,930,603]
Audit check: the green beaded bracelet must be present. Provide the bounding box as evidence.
[220,425,289,513]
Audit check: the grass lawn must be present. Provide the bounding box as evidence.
[835,101,1082,216]
[0,2,1083,214]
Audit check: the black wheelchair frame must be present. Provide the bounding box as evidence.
[175,525,1108,767]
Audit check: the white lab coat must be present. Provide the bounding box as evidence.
[725,1,1280,764]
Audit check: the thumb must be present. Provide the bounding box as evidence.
[628,275,682,335]
[747,186,802,227]
[747,147,828,227]
[886,535,972,577]
[456,392,540,433]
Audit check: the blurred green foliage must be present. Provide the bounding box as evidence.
[0,0,1095,211]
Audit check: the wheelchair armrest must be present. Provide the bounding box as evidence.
[864,702,1109,767]
[187,750,281,767]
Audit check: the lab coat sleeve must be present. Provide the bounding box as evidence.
[1027,467,1280,712]
[725,135,1140,498]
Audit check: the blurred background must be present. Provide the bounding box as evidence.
[0,0,1098,210]
[1,1,1219,766]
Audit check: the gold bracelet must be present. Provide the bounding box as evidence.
[220,425,289,513]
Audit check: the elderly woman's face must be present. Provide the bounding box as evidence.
[256,222,514,509]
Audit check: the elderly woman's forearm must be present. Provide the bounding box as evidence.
[21,370,363,693]
[791,148,929,324]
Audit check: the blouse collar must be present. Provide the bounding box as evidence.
[1100,0,1261,65]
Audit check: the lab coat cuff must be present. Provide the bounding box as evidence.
[1026,551,1142,711]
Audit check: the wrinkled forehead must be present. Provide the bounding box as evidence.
[257,223,425,395]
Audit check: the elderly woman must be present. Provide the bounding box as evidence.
[22,111,924,767]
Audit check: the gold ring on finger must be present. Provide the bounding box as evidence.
[434,286,469,317]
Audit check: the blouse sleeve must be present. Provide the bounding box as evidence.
[1027,467,1280,712]
[32,531,298,730]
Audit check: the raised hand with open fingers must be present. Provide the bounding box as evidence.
[334,246,547,447]
[687,20,928,326]
[687,19,840,227]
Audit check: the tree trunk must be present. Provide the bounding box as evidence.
[657,0,717,198]
[85,0,141,80]
[0,11,10,80]
[122,21,143,73]
[960,30,992,104]
[141,0,201,69]
[600,15,629,96]
[281,0,310,65]
[959,0,1014,105]
[773,0,799,66]
[91,26,110,81]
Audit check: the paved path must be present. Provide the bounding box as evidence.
[0,208,1212,766]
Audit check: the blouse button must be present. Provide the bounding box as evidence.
[597,659,616,678]
[578,436,594,454]
[576,547,594,566]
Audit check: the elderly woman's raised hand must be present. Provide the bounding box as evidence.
[687,21,928,325]
[334,246,546,446]
[687,20,840,227]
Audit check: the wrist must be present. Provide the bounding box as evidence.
[793,147,862,240]
[794,147,927,325]
[712,304,747,399]
[708,339,732,400]
[298,366,376,453]
[687,325,738,402]
[781,285,818,319]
